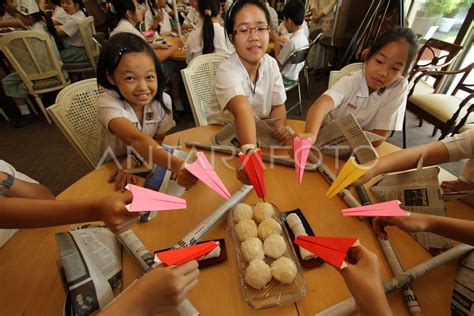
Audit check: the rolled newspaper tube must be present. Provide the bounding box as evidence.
[286,213,316,260]
[316,244,473,315]
[185,141,318,171]
[174,185,253,248]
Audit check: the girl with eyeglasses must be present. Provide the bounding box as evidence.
[206,0,290,184]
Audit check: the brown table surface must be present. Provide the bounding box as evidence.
[1,120,472,315]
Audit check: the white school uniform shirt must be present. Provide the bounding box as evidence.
[109,19,144,39]
[186,22,233,64]
[207,52,287,124]
[97,89,175,157]
[442,129,474,182]
[278,28,308,81]
[52,6,68,25]
[61,10,86,47]
[183,7,202,29]
[324,69,407,131]
[145,8,172,35]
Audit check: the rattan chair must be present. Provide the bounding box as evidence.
[63,16,100,78]
[0,30,70,123]
[328,62,364,88]
[47,78,104,169]
[181,52,229,126]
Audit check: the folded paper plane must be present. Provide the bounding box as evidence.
[326,157,369,198]
[125,184,186,212]
[294,236,359,269]
[239,149,266,199]
[185,152,231,199]
[293,137,312,184]
[154,241,220,266]
[342,200,409,217]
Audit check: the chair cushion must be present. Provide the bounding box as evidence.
[412,80,435,95]
[32,71,70,90]
[409,94,472,122]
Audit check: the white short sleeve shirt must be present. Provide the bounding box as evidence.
[145,9,172,35]
[278,28,309,81]
[97,90,175,158]
[324,69,408,131]
[442,129,474,182]
[183,7,202,29]
[61,10,86,47]
[109,19,144,39]
[207,53,287,124]
[186,23,233,64]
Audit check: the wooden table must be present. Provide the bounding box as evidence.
[1,120,472,315]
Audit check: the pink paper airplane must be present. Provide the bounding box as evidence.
[185,152,231,199]
[154,241,219,266]
[126,184,186,212]
[293,137,312,184]
[294,236,359,269]
[341,200,409,217]
[142,30,154,37]
[239,149,266,199]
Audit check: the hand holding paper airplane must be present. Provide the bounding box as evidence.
[294,235,359,269]
[125,184,186,212]
[185,152,231,199]
[154,241,220,266]
[326,157,370,198]
[342,200,409,217]
[293,137,312,184]
[239,149,266,199]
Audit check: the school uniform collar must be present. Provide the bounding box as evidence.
[233,52,265,86]
[357,68,370,98]
[290,27,305,39]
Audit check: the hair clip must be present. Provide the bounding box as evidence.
[117,46,129,57]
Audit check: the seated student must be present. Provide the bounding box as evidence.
[96,33,198,191]
[354,129,474,207]
[182,0,201,31]
[206,0,289,183]
[276,0,309,44]
[145,0,173,35]
[45,0,68,25]
[186,0,233,64]
[0,0,33,29]
[1,0,65,128]
[55,0,89,63]
[263,0,278,29]
[295,26,418,148]
[271,0,308,82]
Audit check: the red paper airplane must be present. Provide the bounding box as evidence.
[342,200,409,217]
[294,236,359,269]
[239,149,266,199]
[154,241,219,266]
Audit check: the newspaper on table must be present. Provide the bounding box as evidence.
[451,250,474,315]
[0,228,18,248]
[212,117,282,148]
[56,226,122,316]
[370,165,453,254]
[316,113,379,164]
[140,144,189,222]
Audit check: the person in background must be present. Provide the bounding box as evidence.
[0,0,32,29]
[263,0,278,29]
[185,0,232,64]
[181,0,201,30]
[55,0,89,63]
[272,0,308,83]
[306,0,336,77]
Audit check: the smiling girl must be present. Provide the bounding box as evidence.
[207,0,289,150]
[300,26,418,146]
[97,33,198,191]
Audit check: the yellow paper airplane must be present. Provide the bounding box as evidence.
[326,157,369,198]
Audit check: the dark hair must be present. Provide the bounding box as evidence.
[97,33,168,114]
[0,0,12,16]
[31,10,65,50]
[66,0,87,15]
[198,0,220,54]
[108,0,137,31]
[283,0,304,26]
[51,0,61,6]
[225,0,271,39]
[367,26,419,76]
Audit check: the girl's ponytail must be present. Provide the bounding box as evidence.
[198,0,219,55]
